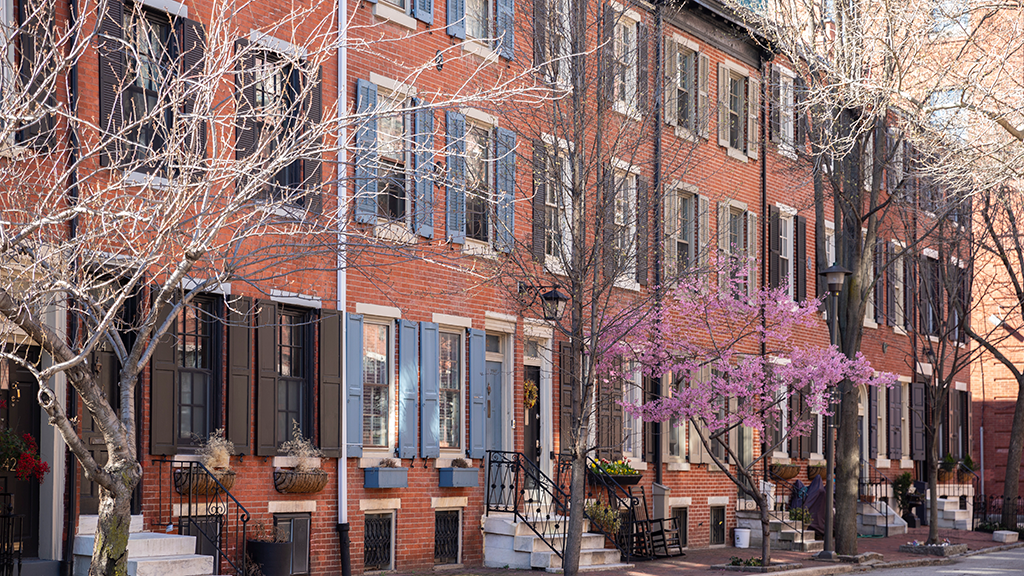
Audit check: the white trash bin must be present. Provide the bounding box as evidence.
[734,527,751,549]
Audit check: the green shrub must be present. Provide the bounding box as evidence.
[585,502,621,535]
[788,507,812,524]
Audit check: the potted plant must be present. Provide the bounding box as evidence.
[438,457,478,488]
[958,454,976,483]
[0,429,50,483]
[769,462,800,480]
[246,521,291,576]
[585,501,621,537]
[364,458,408,489]
[938,454,957,483]
[274,422,328,494]
[175,428,235,496]
[588,458,641,486]
[807,463,826,481]
[788,507,812,526]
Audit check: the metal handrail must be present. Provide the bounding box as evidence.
[154,459,250,575]
[0,494,22,576]
[859,460,893,537]
[757,469,817,542]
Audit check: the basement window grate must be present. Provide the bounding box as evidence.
[434,510,460,565]
[364,513,393,571]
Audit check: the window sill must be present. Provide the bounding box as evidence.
[901,458,914,469]
[612,101,642,122]
[894,325,907,336]
[864,318,878,329]
[725,147,749,163]
[358,454,398,468]
[372,2,417,30]
[545,256,569,278]
[273,456,322,469]
[0,144,31,160]
[670,124,699,143]
[463,39,497,62]
[771,454,791,463]
[464,238,496,258]
[257,201,310,220]
[875,457,890,468]
[375,221,416,244]
[614,276,641,292]
[126,171,171,190]
[436,456,475,468]
[808,457,825,465]
[666,461,690,472]
[777,144,797,161]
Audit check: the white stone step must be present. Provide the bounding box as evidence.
[938,498,961,512]
[74,533,197,558]
[515,533,606,553]
[483,513,590,538]
[940,509,970,521]
[128,554,214,576]
[77,515,145,535]
[532,547,622,570]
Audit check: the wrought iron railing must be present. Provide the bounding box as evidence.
[485,451,634,562]
[0,494,22,576]
[559,456,646,560]
[974,495,1024,530]
[154,459,250,575]
[753,468,817,542]
[859,460,893,537]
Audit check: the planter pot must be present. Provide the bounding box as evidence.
[807,466,826,481]
[438,467,478,488]
[247,540,291,576]
[173,468,236,496]
[958,471,975,484]
[769,464,800,481]
[274,468,329,494]
[364,467,408,489]
[587,471,641,486]
[938,469,956,483]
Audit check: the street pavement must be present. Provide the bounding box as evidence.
[867,546,1024,576]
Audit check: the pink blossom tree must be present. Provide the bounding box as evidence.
[615,271,895,565]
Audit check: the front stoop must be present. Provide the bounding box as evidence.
[72,531,215,576]
[737,511,825,553]
[935,498,971,530]
[482,513,633,572]
[857,501,908,537]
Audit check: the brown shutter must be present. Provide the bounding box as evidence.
[769,65,780,144]
[256,300,278,455]
[602,4,614,101]
[227,296,252,455]
[607,374,623,460]
[643,376,656,463]
[636,177,648,286]
[234,39,258,163]
[869,385,878,458]
[888,385,902,459]
[532,0,547,78]
[787,389,800,456]
[637,23,649,113]
[150,302,177,455]
[97,0,124,166]
[178,18,207,165]
[910,381,926,461]
[799,393,811,459]
[532,141,548,262]
[768,206,781,289]
[602,167,616,281]
[559,341,575,455]
[319,310,343,458]
[874,238,885,324]
[304,67,324,213]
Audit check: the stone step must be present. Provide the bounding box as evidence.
[73,533,198,559]
[532,547,622,570]
[936,518,970,530]
[773,529,816,542]
[860,511,898,526]
[515,533,607,553]
[940,509,970,521]
[938,498,962,512]
[77,515,145,535]
[128,554,214,576]
[483,514,589,538]
[778,539,824,552]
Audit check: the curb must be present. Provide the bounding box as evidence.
[959,540,1024,557]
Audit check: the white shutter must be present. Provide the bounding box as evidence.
[717,63,729,147]
[698,53,710,139]
[665,188,678,279]
[746,76,759,159]
[698,194,710,269]
[718,201,730,291]
[665,38,678,126]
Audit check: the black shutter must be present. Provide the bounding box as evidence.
[799,393,810,459]
[532,141,547,262]
[607,374,623,460]
[227,296,252,455]
[874,238,884,323]
[888,385,902,459]
[18,0,56,148]
[533,0,547,77]
[178,18,207,165]
[795,216,807,301]
[886,243,895,325]
[234,39,257,163]
[910,381,926,461]
[636,177,649,286]
[97,0,124,166]
[319,311,343,458]
[304,67,324,213]
[768,206,781,289]
[601,5,613,101]
[637,23,649,113]
[643,376,657,463]
[787,390,800,456]
[256,300,279,456]
[602,166,615,281]
[150,301,177,455]
[795,77,808,152]
[559,341,574,455]
[868,385,878,458]
[904,256,915,331]
[769,65,780,144]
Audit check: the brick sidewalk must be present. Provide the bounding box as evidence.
[393,527,1014,575]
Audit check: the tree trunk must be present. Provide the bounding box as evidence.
[1001,375,1024,529]
[562,455,587,576]
[89,459,140,576]
[834,382,860,556]
[928,435,940,544]
[759,497,771,567]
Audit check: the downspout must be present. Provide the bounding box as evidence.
[62,0,81,573]
[652,0,663,487]
[336,0,351,572]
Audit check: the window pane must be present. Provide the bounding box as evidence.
[439,333,462,448]
[467,0,489,39]
[363,324,390,447]
[466,126,491,242]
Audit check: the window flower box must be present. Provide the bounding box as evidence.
[438,467,478,488]
[364,467,408,489]
[274,468,329,494]
[173,468,236,496]
[769,463,800,480]
[587,470,642,486]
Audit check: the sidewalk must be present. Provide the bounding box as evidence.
[396,527,1020,575]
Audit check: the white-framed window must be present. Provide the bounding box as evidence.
[439,330,463,449]
[932,0,969,36]
[362,321,394,451]
[540,0,571,87]
[665,37,708,137]
[666,188,696,277]
[779,212,794,299]
[929,89,967,140]
[861,132,874,191]
[892,243,906,330]
[378,88,411,223]
[877,384,888,458]
[541,138,573,271]
[888,129,904,194]
[666,373,685,459]
[718,200,757,297]
[863,231,876,326]
[824,222,836,266]
[465,122,494,244]
[612,9,641,115]
[717,62,759,160]
[466,0,492,41]
[622,364,643,460]
[612,166,638,283]
[920,254,940,336]
[771,65,795,151]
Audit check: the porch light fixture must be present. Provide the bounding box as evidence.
[820,262,851,295]
[539,288,569,321]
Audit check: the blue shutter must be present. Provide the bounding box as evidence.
[414,0,433,24]
[420,322,441,458]
[467,328,486,458]
[398,320,419,459]
[494,127,516,253]
[413,100,435,238]
[496,0,515,60]
[354,79,378,224]
[446,0,465,39]
[345,313,364,458]
[445,111,466,244]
